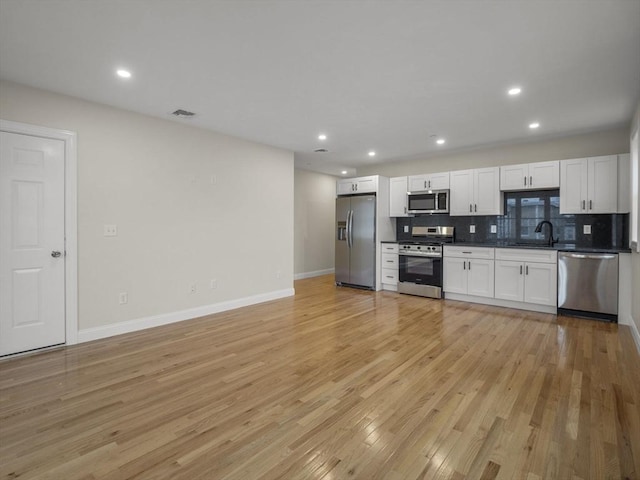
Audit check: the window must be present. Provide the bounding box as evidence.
[631,126,639,252]
[504,190,566,244]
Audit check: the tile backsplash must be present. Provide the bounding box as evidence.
[396,189,629,249]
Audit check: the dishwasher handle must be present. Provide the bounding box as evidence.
[560,252,617,260]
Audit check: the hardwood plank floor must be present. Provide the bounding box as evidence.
[1,275,639,479]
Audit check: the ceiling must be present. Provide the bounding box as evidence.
[1,1,639,176]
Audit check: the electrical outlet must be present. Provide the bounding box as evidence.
[403,225,409,233]
[583,225,592,235]
[210,279,218,289]
[276,270,282,279]
[118,292,128,304]
[470,225,476,234]
[104,224,117,236]
[189,283,197,294]
[490,225,497,234]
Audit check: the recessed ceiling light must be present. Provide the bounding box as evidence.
[116,69,132,79]
[436,138,446,145]
[368,151,376,157]
[508,87,522,96]
[341,170,348,175]
[318,134,327,141]
[529,122,540,129]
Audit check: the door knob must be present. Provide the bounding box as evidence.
[51,251,62,258]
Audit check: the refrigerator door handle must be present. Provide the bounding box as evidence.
[347,210,353,248]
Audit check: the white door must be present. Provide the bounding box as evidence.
[467,258,495,298]
[449,170,474,216]
[443,257,467,294]
[588,155,618,214]
[560,158,588,214]
[0,132,66,356]
[354,176,377,193]
[389,176,408,217]
[474,167,502,215]
[427,172,450,190]
[524,262,557,306]
[407,174,429,192]
[494,260,524,301]
[500,164,528,191]
[529,161,559,189]
[336,180,354,196]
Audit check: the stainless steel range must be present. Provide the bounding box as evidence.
[398,226,454,298]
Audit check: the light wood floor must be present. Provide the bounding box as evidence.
[1,275,639,480]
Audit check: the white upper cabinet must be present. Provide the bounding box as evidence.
[450,167,503,216]
[500,161,560,191]
[337,175,378,195]
[560,155,621,214]
[449,170,474,215]
[389,176,409,217]
[408,172,450,191]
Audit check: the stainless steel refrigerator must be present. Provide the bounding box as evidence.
[335,195,376,289]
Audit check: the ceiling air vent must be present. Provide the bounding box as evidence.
[172,109,195,117]
[314,148,329,153]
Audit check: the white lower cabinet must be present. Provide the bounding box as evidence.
[444,246,557,313]
[443,247,495,298]
[381,243,399,291]
[494,249,557,307]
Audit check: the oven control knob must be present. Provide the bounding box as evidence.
[417,246,421,250]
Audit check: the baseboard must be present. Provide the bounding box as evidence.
[628,317,640,354]
[444,292,557,314]
[294,268,334,280]
[77,288,295,343]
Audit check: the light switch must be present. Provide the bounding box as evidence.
[490,225,497,234]
[104,224,117,236]
[470,225,476,234]
[583,225,592,235]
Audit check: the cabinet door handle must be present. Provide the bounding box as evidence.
[474,204,477,213]
[589,200,592,210]
[469,204,472,213]
[468,261,471,270]
[529,175,533,186]
[463,261,466,270]
[404,206,407,214]
[525,265,529,275]
[582,200,586,210]
[524,176,527,186]
[520,265,523,275]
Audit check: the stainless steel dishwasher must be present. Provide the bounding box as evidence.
[557,252,619,322]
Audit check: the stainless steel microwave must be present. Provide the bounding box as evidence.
[407,189,449,214]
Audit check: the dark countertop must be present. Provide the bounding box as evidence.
[447,241,631,254]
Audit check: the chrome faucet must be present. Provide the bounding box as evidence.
[534,220,558,247]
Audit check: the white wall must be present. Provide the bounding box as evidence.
[356,127,629,177]
[0,80,294,332]
[630,101,640,348]
[294,169,336,277]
